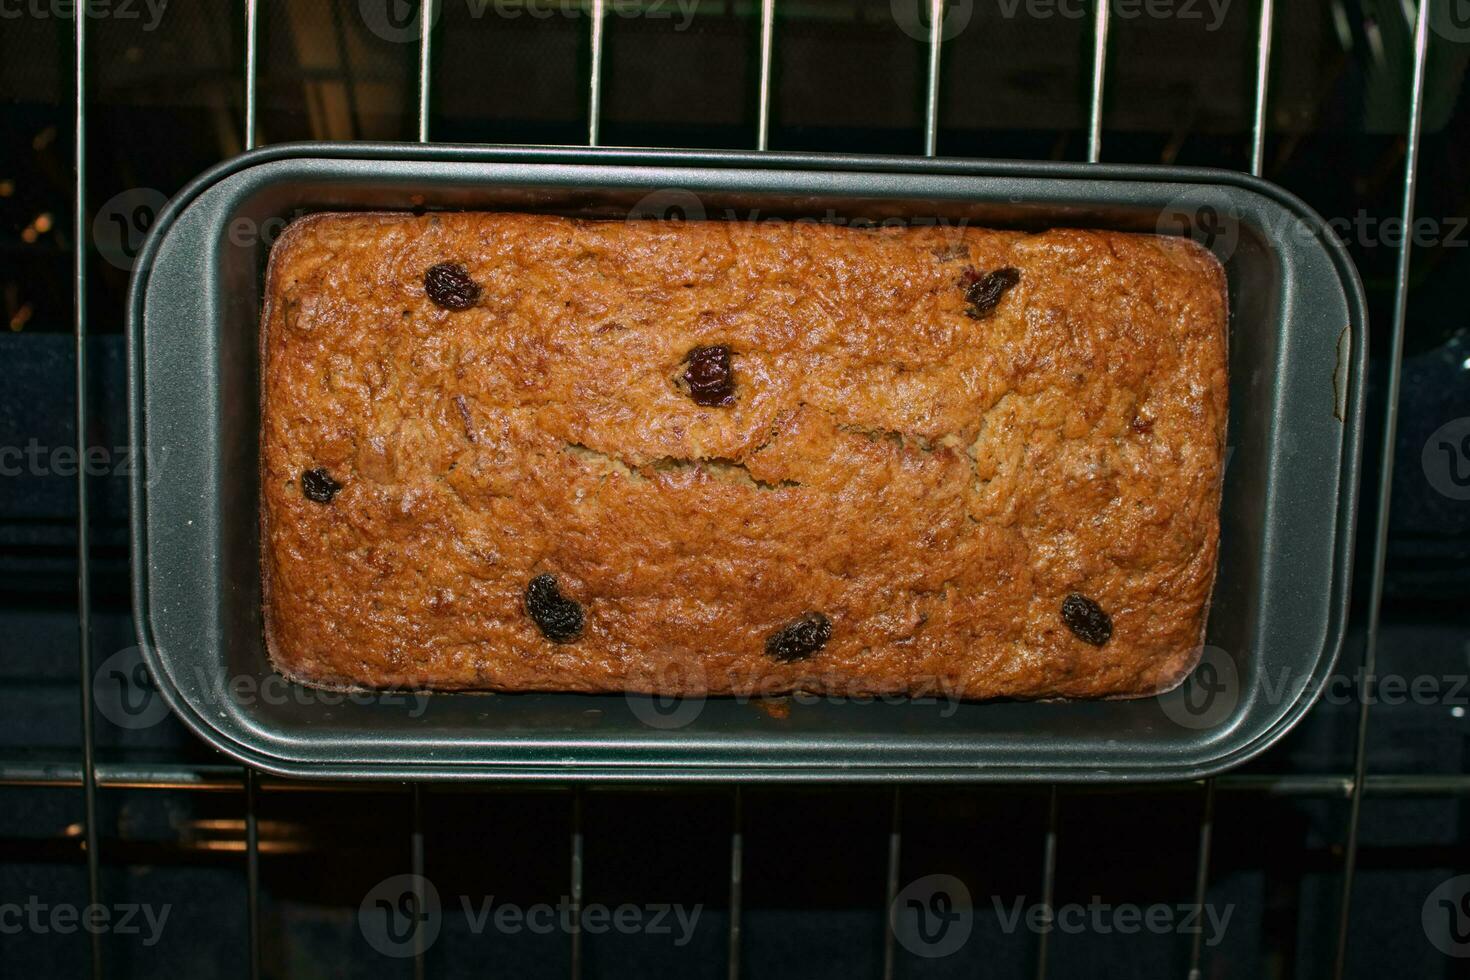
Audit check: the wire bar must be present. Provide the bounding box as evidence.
[71,7,102,979]
[417,0,434,142]
[241,9,267,976]
[412,785,426,980]
[756,0,776,150]
[1333,3,1433,977]
[587,0,607,146]
[328,1,366,139]
[1039,9,1113,960]
[413,17,431,974]
[1086,0,1110,162]
[9,764,1470,797]
[568,20,603,969]
[244,0,259,151]
[1186,779,1216,980]
[1034,787,1058,980]
[570,786,585,979]
[881,788,902,980]
[727,787,743,980]
[923,0,943,156]
[1183,14,1281,970]
[1249,0,1275,176]
[245,769,261,980]
[241,8,264,979]
[16,10,1453,980]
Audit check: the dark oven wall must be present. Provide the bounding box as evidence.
[1,1,1467,978]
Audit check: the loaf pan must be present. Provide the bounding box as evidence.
[127,143,1366,782]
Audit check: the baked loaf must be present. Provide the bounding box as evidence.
[260,211,1227,699]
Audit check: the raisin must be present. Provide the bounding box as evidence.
[683,345,736,407]
[765,611,833,662]
[300,467,342,504]
[424,262,481,310]
[1061,593,1112,646]
[963,267,1022,320]
[1129,415,1154,435]
[525,573,584,643]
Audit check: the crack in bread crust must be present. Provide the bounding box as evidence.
[260,212,1227,699]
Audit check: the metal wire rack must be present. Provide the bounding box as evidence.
[0,1,1457,977]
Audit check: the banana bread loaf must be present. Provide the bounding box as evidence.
[260,211,1227,700]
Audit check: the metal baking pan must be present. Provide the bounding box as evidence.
[127,143,1366,782]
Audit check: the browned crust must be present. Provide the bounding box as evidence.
[259,212,340,694]
[260,212,1228,700]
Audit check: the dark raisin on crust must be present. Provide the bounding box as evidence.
[963,267,1022,320]
[683,345,736,407]
[765,611,833,662]
[300,467,342,504]
[424,262,482,311]
[1061,593,1113,646]
[1129,414,1154,435]
[525,573,584,643]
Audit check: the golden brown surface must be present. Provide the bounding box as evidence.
[260,211,1227,699]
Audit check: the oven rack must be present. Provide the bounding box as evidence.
[10,2,1445,978]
